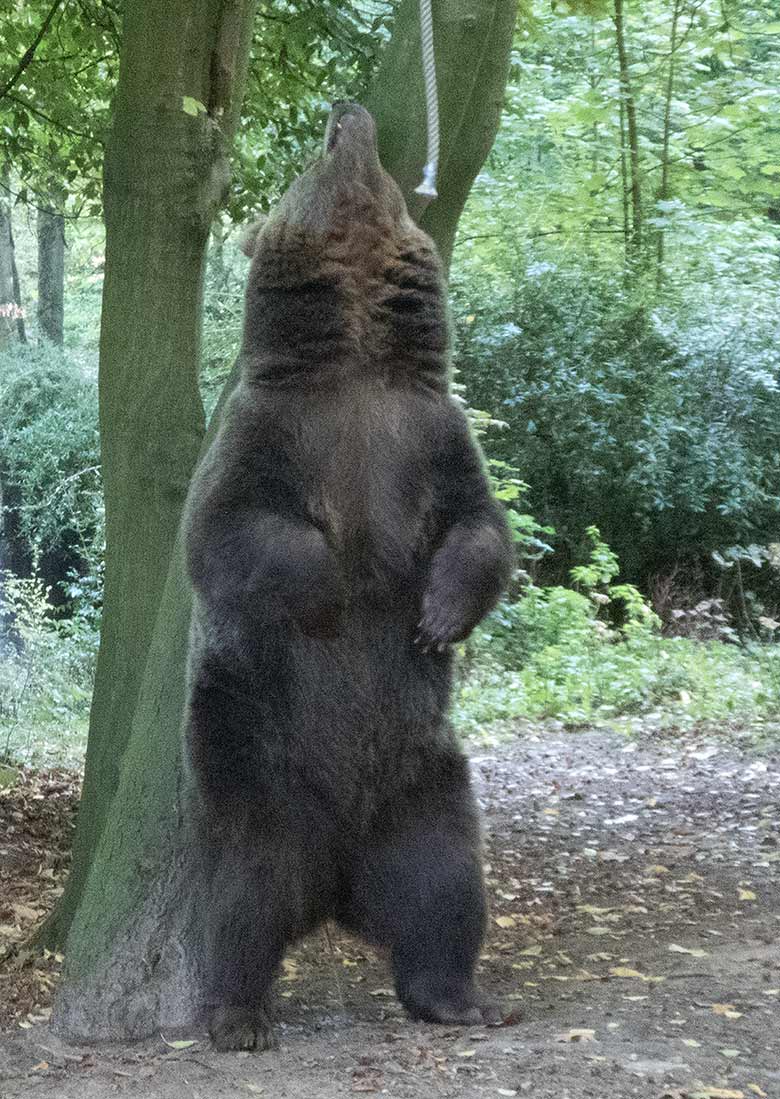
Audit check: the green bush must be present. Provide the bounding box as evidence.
[0,570,95,764]
[455,527,780,737]
[454,259,780,589]
[0,342,103,589]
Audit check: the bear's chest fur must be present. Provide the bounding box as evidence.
[297,382,440,587]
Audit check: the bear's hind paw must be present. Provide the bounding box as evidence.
[210,1004,278,1052]
[405,988,506,1027]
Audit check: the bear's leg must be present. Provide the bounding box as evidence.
[204,821,333,1052]
[389,829,502,1026]
[344,763,502,1026]
[205,845,288,1051]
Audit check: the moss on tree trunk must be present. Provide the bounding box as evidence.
[46,0,255,950]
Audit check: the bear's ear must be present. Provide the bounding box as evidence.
[239,215,267,258]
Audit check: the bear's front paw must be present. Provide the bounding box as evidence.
[415,588,475,651]
[285,533,346,637]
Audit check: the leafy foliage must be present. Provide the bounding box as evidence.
[454,258,780,585]
[0,342,102,586]
[456,527,780,735]
[0,570,94,764]
[469,0,780,256]
[0,2,388,219]
[0,0,119,213]
[232,1,391,218]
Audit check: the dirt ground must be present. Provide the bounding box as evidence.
[1,725,779,1099]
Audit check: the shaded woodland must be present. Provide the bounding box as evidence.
[0,1,779,1091]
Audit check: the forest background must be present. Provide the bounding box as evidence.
[2,0,780,774]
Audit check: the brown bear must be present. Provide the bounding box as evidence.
[183,102,514,1052]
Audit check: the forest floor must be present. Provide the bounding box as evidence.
[1,725,779,1099]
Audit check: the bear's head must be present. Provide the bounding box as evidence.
[241,103,415,260]
[240,103,447,385]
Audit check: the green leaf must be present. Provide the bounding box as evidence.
[161,1037,197,1049]
[181,96,206,117]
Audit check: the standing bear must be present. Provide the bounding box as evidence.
[184,102,514,1052]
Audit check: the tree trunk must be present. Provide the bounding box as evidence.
[613,0,642,259]
[9,218,25,343]
[0,197,25,346]
[618,94,631,258]
[51,0,518,1040]
[367,0,518,271]
[37,206,65,344]
[655,0,682,290]
[0,201,13,348]
[46,0,256,951]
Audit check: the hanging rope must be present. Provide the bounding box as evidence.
[415,0,439,201]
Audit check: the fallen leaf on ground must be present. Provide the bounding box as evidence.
[668,944,709,957]
[161,1036,197,1050]
[689,1090,744,1099]
[609,966,650,980]
[557,1028,595,1042]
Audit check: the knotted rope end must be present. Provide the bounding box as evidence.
[415,162,438,201]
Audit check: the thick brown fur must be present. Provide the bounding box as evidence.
[183,103,514,1052]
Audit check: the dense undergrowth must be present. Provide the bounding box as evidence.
[456,528,780,740]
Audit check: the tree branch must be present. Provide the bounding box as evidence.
[6,91,99,142]
[0,0,68,102]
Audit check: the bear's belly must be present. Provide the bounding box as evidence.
[232,610,454,819]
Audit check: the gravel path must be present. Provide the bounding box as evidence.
[1,727,779,1098]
